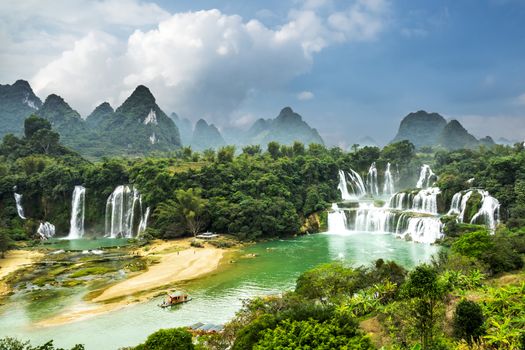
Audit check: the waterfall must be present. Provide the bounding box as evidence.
[338,169,366,200]
[68,186,86,239]
[416,164,436,188]
[399,217,443,243]
[38,222,55,240]
[447,189,500,232]
[383,163,395,196]
[14,193,26,219]
[327,203,348,233]
[337,170,351,200]
[347,169,367,198]
[137,207,150,236]
[366,162,379,197]
[389,192,409,210]
[412,187,440,214]
[105,185,144,238]
[470,191,500,231]
[354,203,396,232]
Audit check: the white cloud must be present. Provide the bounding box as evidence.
[14,2,389,120]
[297,91,315,100]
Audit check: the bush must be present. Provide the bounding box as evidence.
[134,328,194,350]
[453,300,484,341]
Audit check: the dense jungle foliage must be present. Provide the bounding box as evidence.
[2,116,525,246]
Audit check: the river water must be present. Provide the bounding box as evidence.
[0,232,438,349]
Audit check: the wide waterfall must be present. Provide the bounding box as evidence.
[366,162,379,197]
[105,185,147,238]
[389,187,440,214]
[330,164,500,243]
[14,193,26,219]
[68,186,86,239]
[383,163,395,196]
[416,164,436,188]
[38,222,55,240]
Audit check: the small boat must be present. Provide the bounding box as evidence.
[159,291,192,308]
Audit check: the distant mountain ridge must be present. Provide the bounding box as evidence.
[392,110,494,150]
[245,107,324,147]
[0,81,324,156]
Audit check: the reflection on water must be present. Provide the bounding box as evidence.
[0,233,439,349]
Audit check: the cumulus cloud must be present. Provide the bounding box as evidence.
[297,91,315,100]
[15,1,389,120]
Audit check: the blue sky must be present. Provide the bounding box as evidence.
[1,0,524,146]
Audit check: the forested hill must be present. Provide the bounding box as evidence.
[392,110,495,150]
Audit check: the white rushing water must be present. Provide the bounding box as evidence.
[137,207,151,236]
[337,170,352,201]
[383,163,395,196]
[366,162,379,197]
[412,187,440,214]
[105,185,147,238]
[416,164,436,188]
[68,186,86,239]
[14,193,26,220]
[38,222,55,240]
[327,203,348,233]
[447,189,500,231]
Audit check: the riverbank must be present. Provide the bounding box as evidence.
[0,250,43,297]
[35,239,227,327]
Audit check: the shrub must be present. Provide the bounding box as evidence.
[134,328,194,350]
[453,300,484,341]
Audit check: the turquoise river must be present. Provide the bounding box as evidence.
[0,232,439,349]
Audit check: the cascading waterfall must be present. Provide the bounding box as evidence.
[366,162,379,197]
[412,187,440,214]
[105,185,145,238]
[337,170,352,200]
[38,222,55,240]
[383,163,395,196]
[447,189,500,231]
[347,169,367,198]
[14,192,26,220]
[68,186,86,239]
[471,193,500,231]
[416,164,436,188]
[327,203,348,233]
[400,217,443,244]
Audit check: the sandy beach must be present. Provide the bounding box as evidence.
[94,247,224,302]
[0,250,43,296]
[35,240,226,326]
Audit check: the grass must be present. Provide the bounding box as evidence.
[69,266,116,278]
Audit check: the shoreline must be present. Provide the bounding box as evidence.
[0,250,44,297]
[34,239,228,327]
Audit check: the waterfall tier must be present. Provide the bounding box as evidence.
[68,186,86,239]
[389,187,440,214]
[105,185,150,238]
[366,162,379,197]
[448,189,500,231]
[416,164,436,188]
[383,163,395,196]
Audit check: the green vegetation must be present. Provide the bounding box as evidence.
[133,328,194,350]
[0,337,83,350]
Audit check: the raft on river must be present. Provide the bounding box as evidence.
[159,291,192,308]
